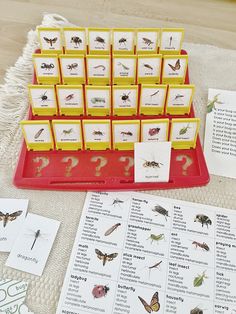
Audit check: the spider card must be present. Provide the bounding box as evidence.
[56,85,84,116]
[139,84,167,115]
[136,28,159,54]
[159,28,184,55]
[6,213,60,276]
[28,84,57,116]
[113,55,137,85]
[112,120,140,150]
[52,120,82,150]
[137,54,162,84]
[37,27,63,54]
[33,54,60,85]
[112,28,135,54]
[113,85,138,116]
[85,86,111,116]
[141,119,169,143]
[88,28,111,55]
[63,27,87,54]
[82,120,111,150]
[86,55,111,85]
[59,54,85,84]
[162,55,188,84]
[166,84,195,115]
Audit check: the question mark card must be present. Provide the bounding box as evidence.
[33,54,60,85]
[139,84,167,115]
[136,28,159,54]
[162,55,188,84]
[59,54,85,84]
[113,85,138,116]
[113,55,137,85]
[28,84,57,116]
[85,86,111,116]
[52,120,82,151]
[63,27,87,54]
[141,119,169,143]
[88,28,111,55]
[112,120,140,150]
[82,120,111,150]
[86,55,111,85]
[166,84,195,115]
[137,54,162,84]
[37,27,63,54]
[159,28,184,55]
[112,28,135,54]
[56,85,84,116]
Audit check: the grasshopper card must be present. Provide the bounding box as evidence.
[137,54,162,84]
[162,55,188,84]
[113,55,137,85]
[37,27,63,54]
[59,54,85,84]
[88,28,111,55]
[56,85,84,116]
[166,84,195,115]
[136,28,159,54]
[85,86,111,116]
[140,84,167,115]
[112,120,140,150]
[28,85,57,116]
[112,28,135,54]
[63,27,87,54]
[141,119,169,143]
[159,28,184,55]
[86,55,111,85]
[82,120,111,150]
[113,85,138,116]
[52,120,82,150]
[33,54,60,84]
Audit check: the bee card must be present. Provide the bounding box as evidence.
[63,27,87,54]
[112,120,140,150]
[28,84,57,116]
[113,85,138,116]
[33,54,60,84]
[56,85,84,116]
[88,28,111,55]
[59,54,85,84]
[137,54,162,84]
[159,28,184,55]
[139,84,167,115]
[170,118,200,149]
[166,84,195,115]
[52,120,82,150]
[6,213,60,276]
[113,55,137,85]
[86,55,111,85]
[85,86,111,116]
[37,27,63,54]
[134,141,171,182]
[141,119,169,143]
[82,120,111,150]
[162,55,188,84]
[112,28,135,54]
[136,28,159,54]
[21,120,54,151]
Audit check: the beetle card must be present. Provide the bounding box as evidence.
[162,55,188,84]
[113,55,137,85]
[166,84,195,115]
[112,28,135,54]
[88,28,111,55]
[112,120,140,150]
[136,28,159,54]
[113,85,138,116]
[82,120,111,150]
[33,54,60,84]
[159,28,184,55]
[59,54,85,84]
[28,85,57,116]
[85,86,111,116]
[37,27,63,54]
[137,54,162,84]
[141,119,169,143]
[63,27,87,54]
[140,84,167,115]
[170,118,200,149]
[86,55,111,85]
[56,85,84,116]
[52,120,82,150]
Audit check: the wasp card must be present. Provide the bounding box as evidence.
[140,84,167,115]
[37,27,63,54]
[159,28,184,55]
[112,28,135,54]
[85,86,111,116]
[112,120,140,150]
[59,54,85,84]
[63,27,87,54]
[136,28,159,54]
[162,55,188,84]
[113,85,138,116]
[88,28,111,54]
[141,119,169,143]
[33,54,60,84]
[56,85,84,116]
[86,55,111,85]
[113,55,137,85]
[28,85,57,116]
[82,120,111,150]
[137,54,162,84]
[166,84,195,115]
[52,120,82,150]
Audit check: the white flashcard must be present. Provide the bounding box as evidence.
[88,30,111,52]
[141,120,169,142]
[53,122,82,144]
[86,57,110,79]
[138,56,162,78]
[136,30,159,52]
[167,86,194,108]
[0,198,28,252]
[60,57,85,78]
[171,120,198,142]
[34,56,59,78]
[6,213,60,276]
[134,141,171,183]
[86,89,111,110]
[113,57,136,79]
[57,87,83,110]
[63,28,86,52]
[113,87,138,110]
[22,122,52,144]
[83,122,110,143]
[140,86,167,109]
[38,29,62,52]
[163,57,187,79]
[113,30,134,53]
[113,122,139,144]
[29,86,57,109]
[160,29,184,53]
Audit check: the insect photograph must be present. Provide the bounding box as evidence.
[148,128,160,136]
[92,285,109,298]
[24,229,48,251]
[110,197,126,208]
[194,215,212,228]
[150,90,159,99]
[192,241,210,251]
[169,36,173,47]
[138,291,160,313]
[144,260,163,279]
[43,37,58,47]
[193,271,208,287]
[92,130,104,136]
[142,159,163,169]
[104,223,121,236]
[147,233,165,244]
[70,36,82,46]
[95,249,118,266]
[118,37,127,46]
[0,210,23,228]
[168,59,180,71]
[35,91,52,103]
[120,92,131,103]
[41,63,54,70]
[179,124,191,135]
[94,36,105,46]
[62,128,74,136]
[34,128,44,139]
[143,63,154,71]
[142,37,154,46]
[93,65,106,71]
[67,63,78,71]
[91,97,106,104]
[121,131,133,137]
[152,205,169,221]
[65,94,74,101]
[174,94,184,100]
[118,62,129,71]
[190,306,204,314]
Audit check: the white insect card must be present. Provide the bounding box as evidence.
[21,121,52,145]
[56,86,84,111]
[29,85,57,109]
[141,119,169,143]
[88,28,111,53]
[63,27,86,53]
[86,56,110,81]
[137,55,162,83]
[38,27,62,53]
[113,56,136,82]
[33,55,59,79]
[136,29,159,53]
[112,29,135,53]
[162,56,188,84]
[160,28,184,54]
[59,56,85,80]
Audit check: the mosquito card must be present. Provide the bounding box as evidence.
[134,141,171,182]
[113,55,137,85]
[63,27,87,54]
[112,120,140,150]
[141,119,169,143]
[88,28,111,55]
[140,84,167,115]
[113,85,138,116]
[56,85,84,116]
[162,55,188,84]
[6,213,60,276]
[166,84,195,115]
[52,120,82,150]
[137,54,162,84]
[112,28,135,54]
[85,86,111,116]
[37,27,63,54]
[82,120,111,150]
[33,54,60,84]
[159,28,184,55]
[86,55,111,85]
[59,54,85,84]
[136,28,159,54]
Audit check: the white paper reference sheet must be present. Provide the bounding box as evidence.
[204,88,236,179]
[56,191,236,314]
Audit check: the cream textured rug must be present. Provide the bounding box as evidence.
[0,14,236,314]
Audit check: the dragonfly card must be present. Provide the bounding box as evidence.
[63,27,87,54]
[33,54,60,84]
[112,28,135,54]
[136,28,159,54]
[0,198,28,252]
[112,120,140,150]
[141,119,169,143]
[140,84,167,115]
[37,27,63,54]
[52,120,82,150]
[85,86,111,116]
[86,55,111,85]
[6,213,60,276]
[113,85,138,116]
[59,54,85,84]
[82,120,111,150]
[166,84,195,115]
[159,28,184,55]
[113,55,137,85]
[162,55,188,84]
[137,54,162,84]
[88,28,111,55]
[56,85,84,116]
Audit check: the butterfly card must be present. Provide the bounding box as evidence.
[113,85,138,116]
[59,54,85,84]
[141,119,169,143]
[136,28,159,54]
[88,28,111,55]
[52,120,82,150]
[139,84,167,115]
[33,53,60,84]
[37,27,63,54]
[56,85,84,116]
[85,85,111,116]
[159,28,184,55]
[86,55,111,85]
[63,27,87,54]
[112,120,140,150]
[112,28,135,55]
[82,119,111,150]
[137,54,162,84]
[113,55,137,85]
[162,55,188,84]
[166,84,195,115]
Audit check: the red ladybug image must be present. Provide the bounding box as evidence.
[148,127,160,136]
[92,285,109,298]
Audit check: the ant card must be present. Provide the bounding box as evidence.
[113,55,137,85]
[137,54,162,84]
[170,118,200,149]
[85,86,111,116]
[86,55,111,85]
[21,120,54,151]
[162,55,188,84]
[56,85,84,116]
[28,85,57,116]
[140,84,167,115]
[88,28,111,55]
[52,120,82,150]
[59,54,85,84]
[82,120,111,150]
[33,54,60,84]
[113,85,138,116]
[136,28,159,54]
[134,141,171,182]
[112,28,135,54]
[141,119,169,143]
[37,27,63,54]
[63,27,87,54]
[6,213,60,276]
[159,28,184,55]
[166,84,195,115]
[112,120,140,150]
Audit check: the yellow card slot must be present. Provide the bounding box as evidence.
[33,53,61,85]
[62,27,87,55]
[56,85,84,116]
[141,119,169,142]
[52,120,82,150]
[162,55,188,85]
[82,120,111,150]
[59,54,86,85]
[112,120,140,150]
[37,27,63,54]
[139,84,167,115]
[159,28,184,55]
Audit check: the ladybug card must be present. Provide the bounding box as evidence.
[139,84,167,115]
[112,85,138,116]
[63,27,87,54]
[37,27,63,54]
[137,54,162,84]
[136,28,159,54]
[56,85,84,116]
[141,119,169,143]
[59,54,85,84]
[159,28,184,55]
[112,28,135,54]
[162,55,188,84]
[82,120,111,150]
[85,86,111,116]
[88,28,111,55]
[112,120,140,150]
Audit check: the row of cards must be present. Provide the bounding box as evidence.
[38,27,184,55]
[21,118,200,151]
[33,53,188,85]
[29,83,195,116]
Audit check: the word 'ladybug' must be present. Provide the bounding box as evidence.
[92,285,109,298]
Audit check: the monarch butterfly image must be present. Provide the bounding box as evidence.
[168,59,181,71]
[138,291,160,313]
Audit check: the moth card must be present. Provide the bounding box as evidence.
[59,54,85,84]
[33,54,60,84]
[137,54,162,84]
[37,27,63,54]
[21,120,54,151]
[28,84,57,116]
[6,213,60,276]
[113,55,137,85]
[139,84,167,115]
[134,141,171,182]
[162,55,188,84]
[136,28,159,54]
[52,120,82,150]
[56,85,84,116]
[82,120,111,150]
[113,85,138,116]
[63,27,87,54]
[112,28,135,54]
[141,119,169,143]
[88,28,111,55]
[85,86,111,116]
[170,118,200,149]
[0,198,28,252]
[166,84,195,115]
[112,120,140,150]
[159,28,184,55]
[86,55,111,85]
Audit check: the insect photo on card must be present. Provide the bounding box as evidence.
[143,64,153,71]
[190,306,204,314]
[118,62,129,71]
[121,131,133,137]
[35,91,50,103]
[147,233,165,244]
[70,36,82,46]
[174,94,184,100]
[62,128,73,136]
[65,94,74,101]
[193,271,208,287]
[138,291,160,313]
[41,63,54,70]
[95,249,118,266]
[118,37,127,46]
[104,223,121,236]
[24,229,48,250]
[120,92,131,103]
[142,37,154,46]
[169,36,173,47]
[152,205,169,221]
[34,128,44,139]
[179,124,191,135]
[93,65,106,71]
[192,241,210,251]
[92,285,109,298]
[0,210,23,228]
[168,59,180,71]
[67,63,78,71]
[110,198,125,208]
[194,215,212,228]
[150,90,159,99]
[94,36,105,46]
[93,130,104,136]
[91,97,106,104]
[43,37,58,47]
[147,260,162,278]
[143,159,163,169]
[148,128,160,136]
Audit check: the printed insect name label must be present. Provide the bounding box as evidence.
[215,241,236,272]
[215,270,236,304]
[216,213,236,241]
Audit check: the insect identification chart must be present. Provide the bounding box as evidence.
[56,191,236,314]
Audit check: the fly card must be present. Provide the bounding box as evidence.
[37,27,63,54]
[59,54,85,84]
[52,120,82,150]
[113,85,138,116]
[82,120,111,150]
[112,28,135,54]
[33,53,60,84]
[85,85,111,116]
[88,28,111,55]
[139,84,167,115]
[137,54,162,84]
[63,27,87,54]
[56,85,84,116]
[112,120,140,150]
